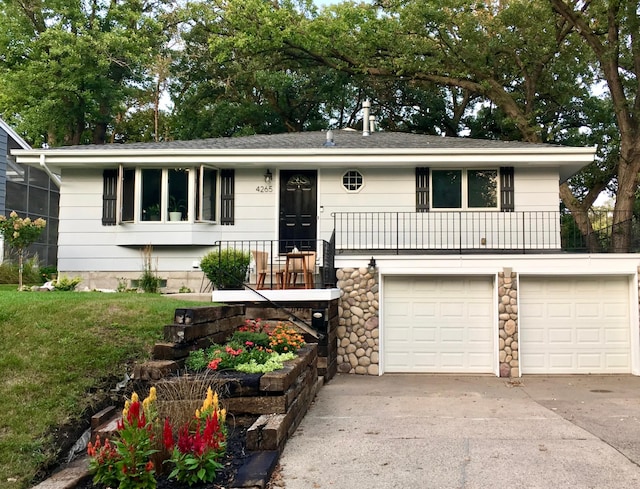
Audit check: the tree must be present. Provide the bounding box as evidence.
[549,0,640,252]
[0,212,46,290]
[210,0,625,249]
[0,0,174,146]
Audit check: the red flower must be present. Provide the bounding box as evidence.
[225,346,242,356]
[163,418,174,450]
[145,461,154,472]
[208,358,221,370]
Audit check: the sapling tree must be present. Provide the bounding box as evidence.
[0,211,46,289]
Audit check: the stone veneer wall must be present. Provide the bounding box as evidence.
[336,267,380,375]
[498,270,519,377]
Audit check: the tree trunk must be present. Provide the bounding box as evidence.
[559,183,604,252]
[18,248,23,290]
[612,148,640,252]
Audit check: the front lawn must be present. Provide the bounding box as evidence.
[0,288,209,488]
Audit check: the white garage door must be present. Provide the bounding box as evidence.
[383,276,494,373]
[520,276,631,374]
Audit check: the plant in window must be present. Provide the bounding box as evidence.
[168,196,186,221]
[146,204,161,221]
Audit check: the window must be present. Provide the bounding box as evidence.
[467,170,497,208]
[106,165,232,224]
[196,167,217,221]
[431,169,497,209]
[168,169,188,221]
[342,170,363,192]
[141,169,161,221]
[432,170,462,208]
[417,167,513,211]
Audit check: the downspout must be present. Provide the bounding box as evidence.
[40,153,61,188]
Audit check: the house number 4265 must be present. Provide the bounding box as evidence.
[256,185,273,193]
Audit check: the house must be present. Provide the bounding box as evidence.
[12,125,640,378]
[0,118,59,266]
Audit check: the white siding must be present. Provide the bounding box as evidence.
[317,167,415,242]
[513,167,560,212]
[57,164,566,274]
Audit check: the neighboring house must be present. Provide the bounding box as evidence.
[0,118,59,266]
[13,125,640,378]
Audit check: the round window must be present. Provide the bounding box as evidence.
[342,170,363,192]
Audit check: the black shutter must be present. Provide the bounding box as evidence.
[500,166,514,212]
[220,169,235,225]
[102,169,117,225]
[416,167,430,212]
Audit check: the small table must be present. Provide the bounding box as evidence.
[282,252,314,289]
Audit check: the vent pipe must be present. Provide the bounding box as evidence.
[362,100,371,136]
[323,130,336,146]
[369,115,376,133]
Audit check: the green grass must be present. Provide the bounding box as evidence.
[0,288,211,488]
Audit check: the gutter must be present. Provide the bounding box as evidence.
[39,154,62,188]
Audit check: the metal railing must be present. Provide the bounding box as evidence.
[332,211,640,254]
[213,239,335,290]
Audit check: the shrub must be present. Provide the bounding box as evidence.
[199,249,250,289]
[139,245,161,293]
[52,275,82,291]
[0,257,42,284]
[39,265,57,283]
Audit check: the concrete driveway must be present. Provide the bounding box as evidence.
[270,374,640,489]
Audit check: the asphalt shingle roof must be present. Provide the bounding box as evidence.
[54,130,557,151]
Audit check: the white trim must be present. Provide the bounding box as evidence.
[623,273,636,375]
[211,287,340,303]
[0,118,31,150]
[342,169,364,193]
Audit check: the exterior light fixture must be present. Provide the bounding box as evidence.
[368,256,376,270]
[264,169,273,184]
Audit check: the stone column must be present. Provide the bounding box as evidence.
[336,267,379,375]
[498,269,519,377]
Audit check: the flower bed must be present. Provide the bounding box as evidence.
[87,387,228,488]
[185,319,305,375]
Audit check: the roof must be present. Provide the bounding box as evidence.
[43,129,563,151]
[12,129,596,183]
[0,118,31,150]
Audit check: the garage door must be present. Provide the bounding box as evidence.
[383,276,494,373]
[520,276,631,374]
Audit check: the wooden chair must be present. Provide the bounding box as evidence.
[251,250,269,289]
[285,251,316,289]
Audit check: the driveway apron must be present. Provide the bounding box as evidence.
[271,374,640,489]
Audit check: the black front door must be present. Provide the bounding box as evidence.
[279,170,317,253]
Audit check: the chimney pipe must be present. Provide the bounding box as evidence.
[362,100,371,136]
[369,115,376,133]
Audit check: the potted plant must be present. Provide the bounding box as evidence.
[169,196,186,221]
[200,248,251,290]
[146,204,161,221]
